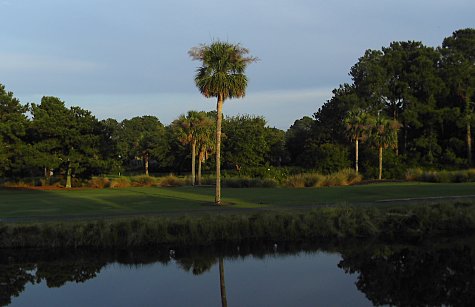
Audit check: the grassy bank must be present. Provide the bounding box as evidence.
[2,182,475,220]
[1,202,475,248]
[2,182,475,248]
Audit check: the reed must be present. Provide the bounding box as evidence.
[2,202,474,249]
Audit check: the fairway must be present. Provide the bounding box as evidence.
[1,182,475,221]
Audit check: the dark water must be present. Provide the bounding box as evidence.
[3,237,475,306]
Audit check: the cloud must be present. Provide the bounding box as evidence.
[0,53,103,74]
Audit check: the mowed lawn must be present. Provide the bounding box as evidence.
[1,182,475,220]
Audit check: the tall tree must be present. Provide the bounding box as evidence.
[370,117,400,180]
[265,127,288,166]
[440,29,475,166]
[189,41,257,205]
[0,84,28,178]
[117,116,168,176]
[381,41,444,157]
[285,116,314,165]
[222,115,269,171]
[29,97,107,187]
[344,109,374,173]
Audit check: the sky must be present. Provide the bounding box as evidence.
[0,0,474,130]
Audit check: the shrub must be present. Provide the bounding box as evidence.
[405,168,424,181]
[221,177,278,188]
[88,177,111,188]
[284,169,361,188]
[284,175,304,188]
[405,168,475,183]
[130,175,159,187]
[109,177,132,188]
[158,175,185,187]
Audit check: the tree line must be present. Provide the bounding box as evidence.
[1,28,473,183]
[0,88,285,183]
[287,28,475,178]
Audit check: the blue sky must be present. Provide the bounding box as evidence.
[1,0,474,129]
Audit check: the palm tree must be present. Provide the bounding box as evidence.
[344,109,373,173]
[196,115,215,185]
[370,117,400,180]
[189,41,257,205]
[172,111,208,186]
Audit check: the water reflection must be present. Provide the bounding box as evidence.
[338,237,475,306]
[2,238,475,306]
[219,257,228,307]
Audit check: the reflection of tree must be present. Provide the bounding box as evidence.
[0,243,325,306]
[338,241,475,306]
[35,261,103,288]
[219,257,228,307]
[176,253,228,307]
[0,263,35,306]
[176,255,216,275]
[8,240,475,307]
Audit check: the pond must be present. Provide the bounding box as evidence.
[3,237,475,306]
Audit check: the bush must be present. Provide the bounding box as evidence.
[109,177,132,188]
[88,177,111,188]
[405,168,475,183]
[284,174,306,188]
[325,168,362,186]
[284,169,362,188]
[130,175,159,187]
[221,177,278,188]
[158,175,185,187]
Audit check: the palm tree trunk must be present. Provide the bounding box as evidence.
[378,145,383,180]
[66,161,72,188]
[198,150,203,186]
[215,95,223,205]
[467,122,472,167]
[355,139,359,173]
[144,153,149,176]
[191,140,196,186]
[219,257,227,307]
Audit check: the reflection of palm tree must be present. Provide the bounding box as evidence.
[219,257,228,307]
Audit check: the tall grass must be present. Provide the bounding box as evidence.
[2,202,474,249]
[157,175,186,187]
[88,177,111,188]
[109,177,132,188]
[405,168,475,183]
[199,176,278,188]
[284,168,362,188]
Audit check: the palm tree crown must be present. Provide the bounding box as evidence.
[189,41,257,100]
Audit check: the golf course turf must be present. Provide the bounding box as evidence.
[1,182,475,220]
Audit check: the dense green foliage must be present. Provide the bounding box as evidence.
[297,29,475,178]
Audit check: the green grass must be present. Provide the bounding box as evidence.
[1,182,475,220]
